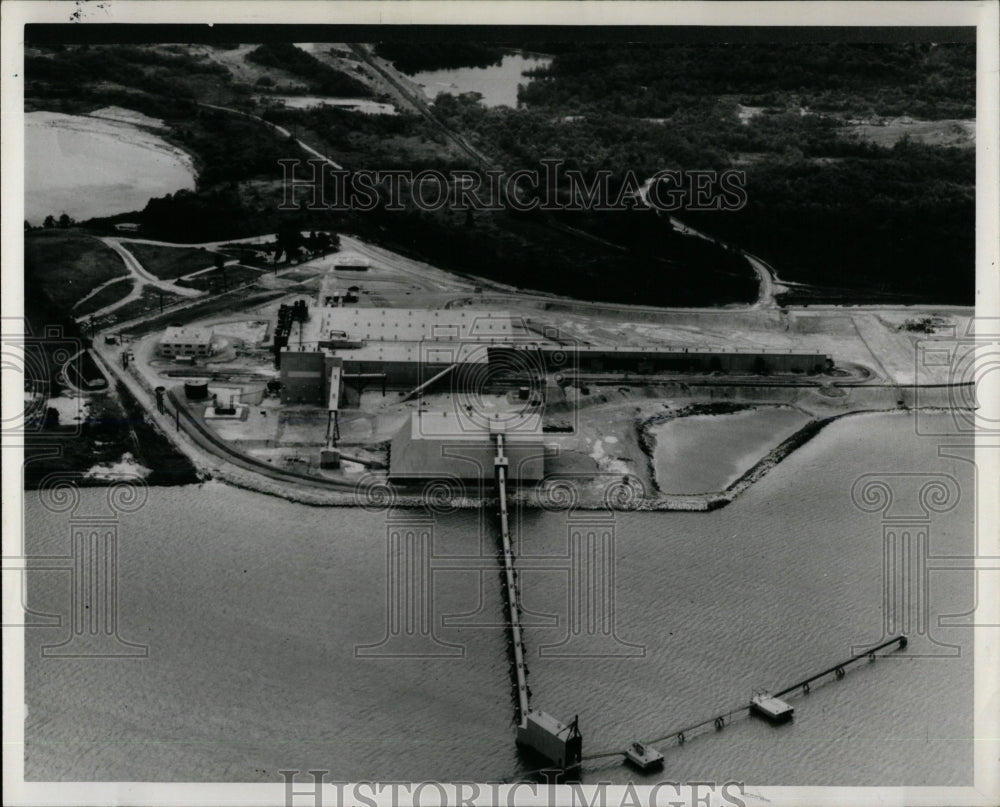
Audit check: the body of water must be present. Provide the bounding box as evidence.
[23,412,974,784]
[24,111,197,225]
[411,53,552,108]
[651,407,812,494]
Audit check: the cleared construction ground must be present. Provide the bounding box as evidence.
[90,231,973,509]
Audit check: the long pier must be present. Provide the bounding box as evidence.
[494,429,583,772]
[494,431,530,722]
[498,634,909,780]
[774,635,907,698]
[572,634,908,766]
[489,423,905,779]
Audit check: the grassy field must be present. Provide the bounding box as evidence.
[124,242,225,279]
[25,229,129,311]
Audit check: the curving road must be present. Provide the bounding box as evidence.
[101,238,204,295]
[79,238,205,322]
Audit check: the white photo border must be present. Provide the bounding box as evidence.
[2,2,997,806]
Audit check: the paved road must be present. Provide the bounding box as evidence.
[73,274,132,313]
[348,44,498,170]
[117,234,278,250]
[90,336,361,496]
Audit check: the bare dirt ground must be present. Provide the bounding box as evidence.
[536,305,971,386]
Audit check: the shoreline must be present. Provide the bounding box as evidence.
[55,294,979,512]
[23,217,975,512]
[24,110,197,226]
[25,398,964,512]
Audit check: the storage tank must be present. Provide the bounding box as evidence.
[184,380,209,400]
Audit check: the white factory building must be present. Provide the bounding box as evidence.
[158,326,215,358]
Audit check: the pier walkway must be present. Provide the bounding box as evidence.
[502,634,908,781]
[494,429,531,722]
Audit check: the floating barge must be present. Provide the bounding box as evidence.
[749,691,794,723]
[624,742,664,771]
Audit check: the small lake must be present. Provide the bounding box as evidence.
[25,111,197,226]
[411,53,552,108]
[652,406,812,494]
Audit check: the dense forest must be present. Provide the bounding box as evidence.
[421,79,975,303]
[681,140,974,302]
[519,42,975,119]
[24,44,216,117]
[401,41,975,303]
[24,40,756,305]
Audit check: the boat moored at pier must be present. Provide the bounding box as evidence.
[624,742,665,771]
[750,691,794,723]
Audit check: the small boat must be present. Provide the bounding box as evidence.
[624,741,664,771]
[750,691,794,723]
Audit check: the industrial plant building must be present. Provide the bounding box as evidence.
[276,302,551,398]
[274,292,832,427]
[159,326,214,358]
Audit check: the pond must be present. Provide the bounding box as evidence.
[651,405,812,494]
[25,111,197,226]
[410,52,552,108]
